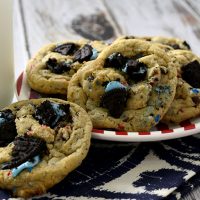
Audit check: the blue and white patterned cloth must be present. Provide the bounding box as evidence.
[1,133,200,200]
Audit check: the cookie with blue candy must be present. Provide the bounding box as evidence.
[68,39,177,131]
[0,98,92,198]
[26,39,107,95]
[114,36,200,123]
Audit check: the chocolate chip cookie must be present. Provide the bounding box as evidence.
[162,50,200,123]
[26,40,108,95]
[68,39,177,131]
[0,98,92,198]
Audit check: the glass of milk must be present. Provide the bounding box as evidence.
[0,0,14,109]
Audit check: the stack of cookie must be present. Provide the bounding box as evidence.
[26,36,200,132]
[0,36,200,198]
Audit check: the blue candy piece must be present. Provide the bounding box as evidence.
[105,81,127,92]
[12,155,40,178]
[154,115,160,123]
[90,48,98,60]
[190,88,200,94]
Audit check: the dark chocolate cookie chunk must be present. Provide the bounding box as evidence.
[104,52,126,70]
[54,43,78,55]
[34,100,72,128]
[46,58,71,74]
[100,82,129,118]
[2,135,46,169]
[124,59,147,82]
[73,44,93,62]
[182,60,200,88]
[0,109,17,147]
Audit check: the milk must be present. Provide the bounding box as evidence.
[0,0,14,109]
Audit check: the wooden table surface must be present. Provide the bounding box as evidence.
[13,0,200,199]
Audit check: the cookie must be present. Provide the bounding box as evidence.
[0,98,92,197]
[67,39,177,131]
[26,40,108,94]
[162,50,200,123]
[115,35,191,50]
[115,36,200,123]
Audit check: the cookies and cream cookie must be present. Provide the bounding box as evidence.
[67,39,177,131]
[0,98,92,197]
[26,40,107,94]
[115,36,200,123]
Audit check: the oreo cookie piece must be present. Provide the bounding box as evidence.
[104,52,127,70]
[101,81,129,118]
[182,60,200,88]
[34,100,72,128]
[46,58,71,74]
[54,43,78,55]
[0,109,17,147]
[124,59,147,82]
[2,135,46,170]
[73,44,93,62]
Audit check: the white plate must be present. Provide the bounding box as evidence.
[16,72,200,142]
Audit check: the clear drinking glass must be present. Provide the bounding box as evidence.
[0,0,14,109]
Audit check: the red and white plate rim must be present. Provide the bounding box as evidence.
[16,72,200,142]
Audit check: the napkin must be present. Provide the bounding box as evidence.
[1,134,200,200]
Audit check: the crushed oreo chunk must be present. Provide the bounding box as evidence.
[54,43,78,55]
[0,109,17,147]
[1,135,46,169]
[183,41,191,50]
[124,59,147,82]
[104,52,126,70]
[46,58,71,74]
[100,88,129,118]
[34,100,72,128]
[182,60,200,88]
[73,44,93,62]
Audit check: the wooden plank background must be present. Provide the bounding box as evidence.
[13,0,200,199]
